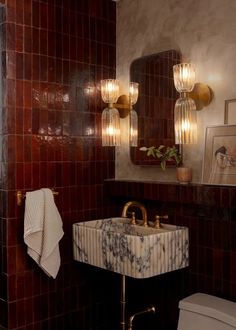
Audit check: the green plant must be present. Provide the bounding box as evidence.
[140,145,182,170]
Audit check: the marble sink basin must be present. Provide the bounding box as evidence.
[73,217,189,278]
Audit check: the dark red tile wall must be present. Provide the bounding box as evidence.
[0,1,117,329]
[105,180,236,330]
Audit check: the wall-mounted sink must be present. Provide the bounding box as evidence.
[73,217,189,278]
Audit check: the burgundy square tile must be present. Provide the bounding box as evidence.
[62,60,70,84]
[32,28,40,53]
[16,135,24,162]
[24,271,33,298]
[32,1,40,27]
[15,107,24,134]
[32,55,40,80]
[69,10,76,35]
[55,7,63,33]
[62,8,70,34]
[0,273,7,300]
[39,162,47,187]
[55,33,63,58]
[16,162,24,188]
[23,53,32,80]
[6,22,15,50]
[7,107,15,134]
[24,136,32,162]
[8,301,17,329]
[47,84,55,108]
[32,162,40,188]
[24,298,33,325]
[16,245,27,273]
[47,4,55,31]
[6,0,16,22]
[2,246,7,273]
[16,80,23,107]
[231,252,236,282]
[55,58,62,83]
[16,272,25,299]
[48,32,56,58]
[24,162,32,189]
[69,36,77,60]
[7,246,16,274]
[16,298,26,326]
[7,50,16,78]
[24,26,32,53]
[15,25,24,52]
[8,274,17,302]
[15,0,23,24]
[40,2,48,29]
[23,0,32,26]
[39,55,48,81]
[40,29,48,55]
[23,81,32,108]
[8,135,16,162]
[231,188,236,207]
[23,108,32,134]
[16,52,23,79]
[32,108,40,134]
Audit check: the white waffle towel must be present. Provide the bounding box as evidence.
[24,188,64,278]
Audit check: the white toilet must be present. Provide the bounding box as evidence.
[177,293,236,330]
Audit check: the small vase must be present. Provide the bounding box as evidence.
[176,167,192,184]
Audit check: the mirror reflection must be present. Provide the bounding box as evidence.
[130,50,181,166]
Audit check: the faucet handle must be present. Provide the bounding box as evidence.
[154,215,168,229]
[130,212,136,225]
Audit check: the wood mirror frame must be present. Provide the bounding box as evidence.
[130,50,181,166]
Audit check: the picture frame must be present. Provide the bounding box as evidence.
[202,125,236,185]
[224,99,236,124]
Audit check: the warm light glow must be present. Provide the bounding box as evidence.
[129,82,139,106]
[174,97,197,144]
[173,63,196,93]
[130,109,138,147]
[102,107,120,146]
[101,79,119,104]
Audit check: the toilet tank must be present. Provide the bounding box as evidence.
[178,293,236,330]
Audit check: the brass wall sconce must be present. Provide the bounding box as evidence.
[173,63,212,144]
[101,79,121,146]
[101,79,139,147]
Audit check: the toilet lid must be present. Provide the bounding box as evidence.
[179,293,236,328]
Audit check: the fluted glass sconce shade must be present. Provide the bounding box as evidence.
[129,82,139,106]
[129,82,139,147]
[130,109,138,147]
[101,79,119,104]
[102,107,120,146]
[174,96,197,144]
[173,63,196,93]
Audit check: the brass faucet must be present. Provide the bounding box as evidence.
[154,215,168,229]
[121,201,148,227]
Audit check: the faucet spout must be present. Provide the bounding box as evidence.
[128,306,156,330]
[121,201,148,227]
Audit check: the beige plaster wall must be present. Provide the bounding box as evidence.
[116,0,236,183]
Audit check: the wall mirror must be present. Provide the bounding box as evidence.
[130,50,181,165]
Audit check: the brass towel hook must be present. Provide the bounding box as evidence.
[16,189,59,206]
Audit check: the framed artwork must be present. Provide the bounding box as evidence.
[224,99,236,124]
[202,125,236,185]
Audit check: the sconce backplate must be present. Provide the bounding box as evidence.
[189,82,213,110]
[114,94,130,118]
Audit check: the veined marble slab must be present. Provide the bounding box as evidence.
[73,218,189,278]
